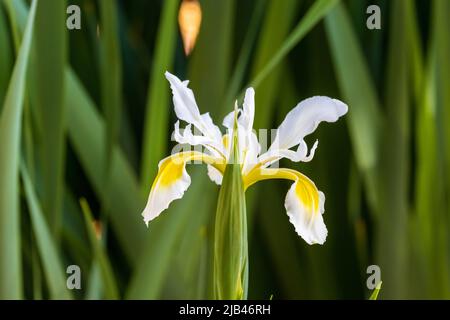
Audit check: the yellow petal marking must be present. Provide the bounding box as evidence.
[222,134,229,150]
[154,151,225,188]
[243,167,319,213]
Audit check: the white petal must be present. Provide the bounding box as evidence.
[207,165,223,185]
[222,107,241,130]
[142,152,224,225]
[241,131,261,174]
[142,154,191,225]
[222,88,258,172]
[173,121,223,158]
[257,140,318,168]
[165,72,230,180]
[284,174,327,245]
[222,88,254,132]
[166,71,224,151]
[201,112,223,141]
[165,71,202,125]
[242,88,255,131]
[302,140,318,162]
[272,96,348,150]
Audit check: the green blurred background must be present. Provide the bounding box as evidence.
[0,0,449,299]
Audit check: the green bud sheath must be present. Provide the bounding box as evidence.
[213,129,248,300]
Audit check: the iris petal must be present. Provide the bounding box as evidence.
[142,151,224,225]
[243,167,327,245]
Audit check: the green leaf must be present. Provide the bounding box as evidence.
[80,198,119,299]
[250,0,339,89]
[369,281,382,300]
[85,263,102,300]
[99,0,122,180]
[0,0,37,299]
[126,172,215,299]
[33,0,67,238]
[21,163,72,300]
[188,0,235,119]
[223,0,267,112]
[248,0,300,128]
[0,5,12,106]
[376,0,410,299]
[140,0,179,193]
[412,0,450,298]
[434,0,450,224]
[324,2,382,215]
[65,70,145,265]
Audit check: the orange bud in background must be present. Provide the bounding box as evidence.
[92,220,102,240]
[178,0,202,56]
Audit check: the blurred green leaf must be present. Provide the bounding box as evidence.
[99,0,122,180]
[0,0,37,299]
[224,0,266,110]
[188,0,234,118]
[21,163,72,300]
[405,0,424,106]
[376,0,410,299]
[434,0,450,223]
[249,0,300,128]
[86,263,102,300]
[411,0,450,298]
[34,0,67,238]
[325,2,382,215]
[369,281,382,300]
[65,70,145,264]
[249,0,339,125]
[0,5,12,106]
[140,0,179,193]
[126,171,215,299]
[80,198,119,299]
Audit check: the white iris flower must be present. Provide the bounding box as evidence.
[142,71,348,245]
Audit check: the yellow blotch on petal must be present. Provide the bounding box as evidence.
[153,152,225,188]
[222,134,229,149]
[243,167,320,213]
[178,0,202,56]
[295,175,319,213]
[158,158,184,187]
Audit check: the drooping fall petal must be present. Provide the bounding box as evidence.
[244,167,327,245]
[142,151,224,225]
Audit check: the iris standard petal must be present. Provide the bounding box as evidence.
[166,71,224,155]
[241,87,255,131]
[165,71,203,126]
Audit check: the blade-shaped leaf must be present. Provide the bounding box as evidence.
[251,0,339,90]
[80,198,119,299]
[126,171,215,299]
[369,281,382,300]
[325,2,382,215]
[140,0,178,193]
[33,0,67,238]
[65,69,145,265]
[376,0,410,299]
[0,0,37,299]
[0,5,12,106]
[21,163,72,300]
[188,0,235,119]
[99,0,122,180]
